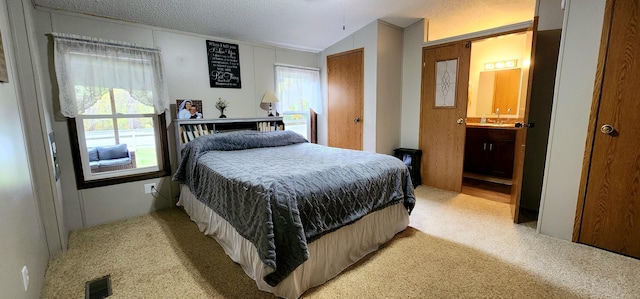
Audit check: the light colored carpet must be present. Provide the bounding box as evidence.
[42,186,640,298]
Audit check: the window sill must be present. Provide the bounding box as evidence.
[75,169,170,189]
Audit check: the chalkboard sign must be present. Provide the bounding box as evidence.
[206,40,241,88]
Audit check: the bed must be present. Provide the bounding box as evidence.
[173,130,415,298]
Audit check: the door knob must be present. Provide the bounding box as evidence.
[456,118,465,125]
[600,124,615,135]
[354,117,361,123]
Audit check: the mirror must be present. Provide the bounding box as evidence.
[476,68,521,117]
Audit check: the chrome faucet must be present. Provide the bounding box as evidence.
[496,108,501,124]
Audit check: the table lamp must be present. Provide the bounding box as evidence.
[261,90,279,117]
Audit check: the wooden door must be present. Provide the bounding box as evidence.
[515,28,563,223]
[327,49,364,150]
[575,0,640,258]
[419,42,470,192]
[510,26,537,223]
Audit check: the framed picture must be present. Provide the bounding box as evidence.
[0,29,8,83]
[176,99,203,119]
[206,40,241,88]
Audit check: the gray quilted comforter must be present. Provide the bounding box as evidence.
[173,130,415,286]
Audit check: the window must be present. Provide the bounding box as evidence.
[275,65,321,141]
[53,33,170,188]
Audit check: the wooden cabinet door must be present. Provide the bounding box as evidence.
[576,0,640,258]
[464,129,489,174]
[464,128,516,178]
[487,138,516,178]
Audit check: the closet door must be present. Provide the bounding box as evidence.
[327,49,364,150]
[576,0,640,258]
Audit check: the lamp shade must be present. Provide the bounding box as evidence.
[261,90,279,103]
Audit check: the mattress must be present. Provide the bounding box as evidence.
[178,184,410,299]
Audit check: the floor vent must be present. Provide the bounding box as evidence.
[85,275,112,299]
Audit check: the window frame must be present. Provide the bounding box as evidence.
[280,110,311,140]
[274,64,321,142]
[68,112,170,189]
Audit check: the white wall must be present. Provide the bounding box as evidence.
[9,0,66,256]
[33,9,319,230]
[320,21,378,151]
[399,20,424,150]
[153,29,260,118]
[538,0,606,240]
[375,22,403,155]
[536,0,566,30]
[0,0,50,297]
[427,2,536,42]
[320,20,406,154]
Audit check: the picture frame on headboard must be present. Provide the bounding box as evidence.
[176,99,203,119]
[0,29,8,83]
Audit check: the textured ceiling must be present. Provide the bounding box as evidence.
[32,0,536,52]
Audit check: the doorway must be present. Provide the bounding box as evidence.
[460,32,531,206]
[459,27,561,225]
[420,23,562,224]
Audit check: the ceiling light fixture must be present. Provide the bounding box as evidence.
[484,59,518,70]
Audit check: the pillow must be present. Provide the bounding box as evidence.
[186,130,309,152]
[88,147,99,162]
[97,144,129,160]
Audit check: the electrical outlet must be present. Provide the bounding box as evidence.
[144,183,157,194]
[21,266,29,291]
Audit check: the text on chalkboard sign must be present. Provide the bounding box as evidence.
[206,40,241,88]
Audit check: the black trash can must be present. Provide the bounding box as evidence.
[393,148,422,188]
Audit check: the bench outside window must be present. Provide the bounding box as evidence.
[88,144,137,173]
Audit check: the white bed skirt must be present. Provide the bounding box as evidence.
[178,184,410,299]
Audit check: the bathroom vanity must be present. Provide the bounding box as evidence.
[463,125,517,180]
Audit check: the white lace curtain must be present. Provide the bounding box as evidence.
[275,65,322,114]
[52,33,169,117]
